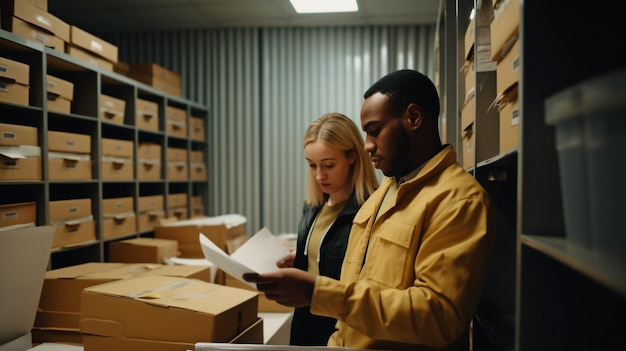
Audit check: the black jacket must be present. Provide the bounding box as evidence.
[289,190,362,346]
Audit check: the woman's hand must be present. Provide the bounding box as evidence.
[276,250,296,268]
[243,268,315,307]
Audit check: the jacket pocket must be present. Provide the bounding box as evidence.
[365,220,413,287]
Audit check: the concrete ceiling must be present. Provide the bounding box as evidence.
[48,0,441,33]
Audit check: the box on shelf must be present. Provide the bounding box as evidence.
[128,63,182,97]
[490,0,519,62]
[4,16,65,52]
[69,25,118,64]
[46,74,74,114]
[47,130,92,180]
[101,137,134,180]
[101,196,136,240]
[66,45,114,71]
[190,150,208,181]
[137,195,166,232]
[1,0,70,42]
[0,56,30,106]
[190,116,206,141]
[100,94,126,125]
[80,275,258,343]
[463,18,475,61]
[461,97,475,170]
[113,60,131,76]
[496,85,520,153]
[108,237,179,263]
[48,197,96,248]
[166,105,188,138]
[137,142,162,180]
[0,122,41,181]
[496,38,520,97]
[136,98,160,131]
[0,201,36,229]
[36,262,212,331]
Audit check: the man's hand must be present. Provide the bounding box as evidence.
[243,268,315,308]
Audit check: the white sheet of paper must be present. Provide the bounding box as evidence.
[199,227,291,287]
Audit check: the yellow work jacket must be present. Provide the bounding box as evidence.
[310,145,496,351]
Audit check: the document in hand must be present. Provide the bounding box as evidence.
[199,227,291,288]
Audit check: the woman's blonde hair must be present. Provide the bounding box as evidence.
[303,112,379,207]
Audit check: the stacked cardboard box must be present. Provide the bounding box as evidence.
[166,105,188,138]
[190,150,208,181]
[0,56,30,106]
[101,137,134,180]
[79,275,261,350]
[33,262,213,345]
[491,0,520,153]
[136,97,160,132]
[166,192,188,220]
[100,93,126,125]
[46,74,74,114]
[0,122,41,180]
[1,0,69,52]
[47,130,92,180]
[137,195,166,232]
[0,201,36,230]
[66,25,118,71]
[166,146,188,181]
[137,142,162,180]
[108,237,179,264]
[48,198,96,249]
[101,196,136,240]
[128,63,182,97]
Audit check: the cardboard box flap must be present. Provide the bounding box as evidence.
[44,262,125,279]
[489,83,519,113]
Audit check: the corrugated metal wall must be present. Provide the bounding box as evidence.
[106,24,436,236]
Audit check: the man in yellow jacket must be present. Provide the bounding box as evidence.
[244,69,496,351]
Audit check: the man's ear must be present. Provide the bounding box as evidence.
[407,103,423,130]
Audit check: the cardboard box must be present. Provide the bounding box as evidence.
[138,211,166,232]
[167,208,189,221]
[137,142,162,180]
[0,80,29,105]
[136,98,159,131]
[108,237,179,263]
[154,216,246,258]
[36,263,213,329]
[1,0,70,42]
[167,192,188,209]
[48,130,92,180]
[80,275,259,343]
[0,201,36,229]
[461,97,475,170]
[224,273,293,313]
[138,195,164,213]
[463,58,475,104]
[166,105,187,138]
[46,74,74,114]
[69,25,118,63]
[0,56,29,85]
[167,146,188,162]
[101,196,136,239]
[464,18,475,60]
[0,145,41,180]
[65,45,114,71]
[113,60,130,76]
[190,162,207,181]
[190,116,206,141]
[490,0,519,62]
[101,137,134,180]
[100,93,126,125]
[49,197,96,248]
[499,90,520,153]
[5,16,65,52]
[167,162,188,181]
[496,39,520,96]
[0,123,37,146]
[81,317,263,351]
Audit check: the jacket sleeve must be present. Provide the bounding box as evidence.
[310,196,495,348]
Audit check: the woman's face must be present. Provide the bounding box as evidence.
[304,140,355,201]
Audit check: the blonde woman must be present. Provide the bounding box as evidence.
[278,112,379,346]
